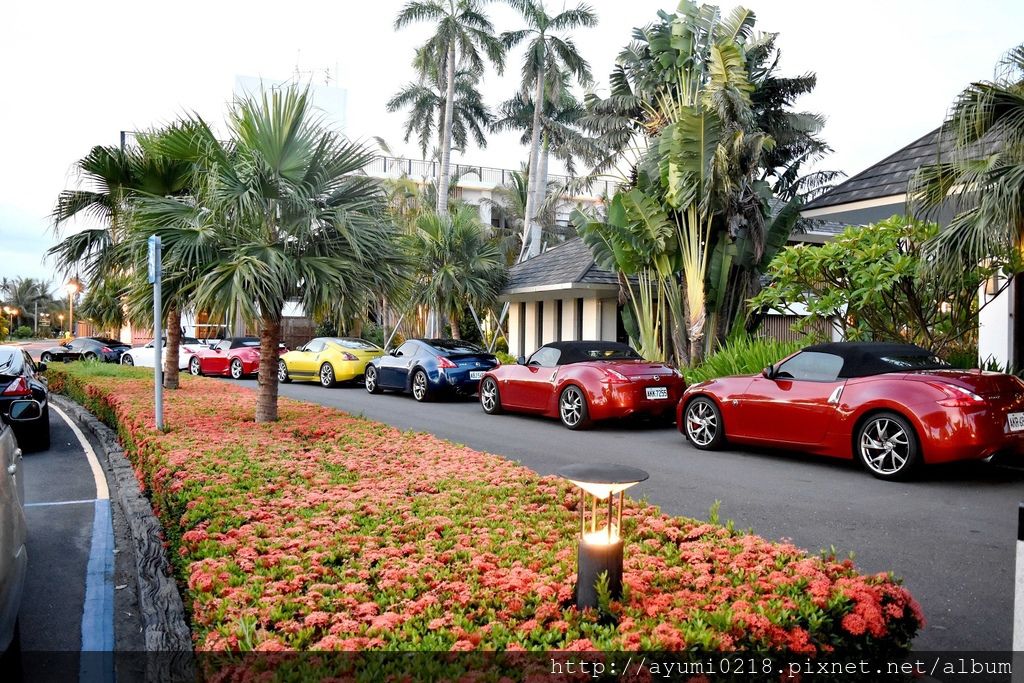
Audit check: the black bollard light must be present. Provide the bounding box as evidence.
[556,463,649,610]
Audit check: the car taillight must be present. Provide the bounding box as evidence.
[437,356,457,369]
[604,368,629,382]
[341,352,359,361]
[2,377,31,397]
[101,346,112,353]
[927,381,984,407]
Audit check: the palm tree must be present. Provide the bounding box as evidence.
[149,85,404,422]
[405,204,507,339]
[387,47,493,160]
[501,0,597,259]
[394,0,505,215]
[49,138,192,385]
[1,278,57,331]
[911,44,1024,282]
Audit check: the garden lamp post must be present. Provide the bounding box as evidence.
[65,281,79,337]
[58,314,65,335]
[556,463,649,610]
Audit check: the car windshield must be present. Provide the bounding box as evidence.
[429,340,484,354]
[182,337,200,345]
[332,338,380,351]
[877,354,951,371]
[235,339,260,348]
[93,337,124,346]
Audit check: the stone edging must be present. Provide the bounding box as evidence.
[50,394,192,654]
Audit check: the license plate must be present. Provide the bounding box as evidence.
[469,370,485,380]
[1008,412,1024,432]
[645,387,668,400]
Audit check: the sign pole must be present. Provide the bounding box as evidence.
[148,235,164,431]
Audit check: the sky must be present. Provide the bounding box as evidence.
[2,0,1022,288]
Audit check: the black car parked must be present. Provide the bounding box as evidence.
[0,346,49,450]
[39,336,130,363]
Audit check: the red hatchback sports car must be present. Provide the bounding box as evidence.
[480,341,686,429]
[678,342,1024,480]
[188,337,286,379]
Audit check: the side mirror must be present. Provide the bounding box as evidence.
[36,362,47,373]
[8,399,42,422]
[516,355,526,365]
[762,364,775,379]
[389,349,398,356]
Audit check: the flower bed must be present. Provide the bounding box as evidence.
[48,363,921,657]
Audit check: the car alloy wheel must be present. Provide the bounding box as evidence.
[857,413,919,480]
[230,359,244,379]
[122,354,134,366]
[480,377,502,414]
[412,370,429,402]
[365,366,381,394]
[684,397,724,450]
[278,360,290,383]
[319,363,335,388]
[559,385,589,429]
[41,352,52,363]
[189,357,202,376]
[85,352,98,361]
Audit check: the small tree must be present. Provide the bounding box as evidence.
[751,215,998,355]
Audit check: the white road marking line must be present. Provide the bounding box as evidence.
[52,403,108,500]
[25,498,98,507]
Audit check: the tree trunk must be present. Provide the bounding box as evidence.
[255,313,281,423]
[531,138,550,240]
[164,306,181,390]
[449,313,461,340]
[436,42,457,216]
[520,63,546,261]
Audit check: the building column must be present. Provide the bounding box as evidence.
[523,301,539,356]
[542,300,558,345]
[507,303,521,358]
[561,298,576,341]
[600,298,618,341]
[582,298,600,340]
[978,275,1015,368]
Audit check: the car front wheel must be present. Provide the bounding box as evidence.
[365,366,382,394]
[189,357,202,376]
[683,397,725,450]
[121,354,134,366]
[40,352,52,363]
[480,377,503,415]
[856,412,920,481]
[559,385,591,430]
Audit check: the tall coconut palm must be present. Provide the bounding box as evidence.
[406,205,507,339]
[911,43,1024,281]
[1,278,57,331]
[149,85,404,422]
[502,0,597,259]
[387,47,493,160]
[395,0,505,215]
[49,139,192,385]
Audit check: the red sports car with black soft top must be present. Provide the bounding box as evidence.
[678,342,1024,480]
[188,337,286,379]
[480,341,686,429]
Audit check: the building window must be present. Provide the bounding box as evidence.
[575,298,584,340]
[555,300,563,342]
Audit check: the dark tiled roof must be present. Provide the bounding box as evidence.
[504,238,619,292]
[804,127,945,210]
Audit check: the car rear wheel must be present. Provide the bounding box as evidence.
[856,412,920,481]
[683,397,725,450]
[84,352,98,361]
[121,354,134,366]
[189,357,202,376]
[229,359,245,380]
[559,385,591,430]
[278,360,291,383]
[40,352,52,363]
[365,365,382,394]
[411,369,430,402]
[480,377,503,415]
[319,363,336,388]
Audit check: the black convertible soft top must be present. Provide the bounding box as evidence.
[801,342,949,378]
[541,341,641,365]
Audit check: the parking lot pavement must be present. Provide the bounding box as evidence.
[10,404,142,681]
[234,377,1024,652]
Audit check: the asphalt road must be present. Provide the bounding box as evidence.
[235,377,1024,652]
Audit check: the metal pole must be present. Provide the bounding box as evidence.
[1015,502,1023,682]
[68,292,74,337]
[150,235,164,431]
[33,301,38,335]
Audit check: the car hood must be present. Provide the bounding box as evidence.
[902,369,1024,398]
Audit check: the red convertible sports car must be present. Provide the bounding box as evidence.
[188,337,286,379]
[678,342,1024,480]
[480,341,686,429]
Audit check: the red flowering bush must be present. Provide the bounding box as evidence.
[49,364,922,657]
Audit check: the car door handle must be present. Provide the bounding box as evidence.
[7,464,15,475]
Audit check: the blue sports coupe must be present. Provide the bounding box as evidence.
[364,339,499,401]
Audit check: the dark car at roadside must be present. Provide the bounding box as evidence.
[0,346,49,451]
[364,339,498,401]
[39,337,129,364]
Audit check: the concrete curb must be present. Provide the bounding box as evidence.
[50,395,193,662]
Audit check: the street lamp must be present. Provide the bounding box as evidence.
[58,313,65,336]
[65,281,79,338]
[557,463,649,610]
[3,306,17,335]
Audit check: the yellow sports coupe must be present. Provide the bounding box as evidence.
[278,337,384,387]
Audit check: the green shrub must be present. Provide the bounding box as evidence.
[495,351,516,365]
[686,335,806,384]
[14,326,33,339]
